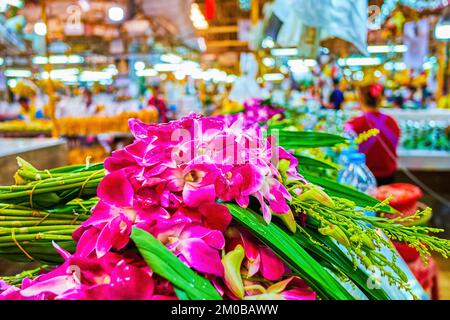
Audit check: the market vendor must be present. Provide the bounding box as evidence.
[148,85,168,123]
[18,96,37,121]
[345,83,401,186]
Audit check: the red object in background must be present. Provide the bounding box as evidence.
[407,256,439,300]
[377,183,439,299]
[376,183,423,216]
[393,242,420,262]
[205,0,215,20]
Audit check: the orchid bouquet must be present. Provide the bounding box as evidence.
[221,98,285,125]
[0,113,449,300]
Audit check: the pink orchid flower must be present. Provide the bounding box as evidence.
[153,213,225,277]
[75,170,168,258]
[226,227,285,281]
[1,243,176,300]
[161,163,220,207]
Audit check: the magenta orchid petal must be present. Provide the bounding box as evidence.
[97,170,134,208]
[198,203,232,232]
[20,276,79,297]
[51,241,72,261]
[179,238,224,277]
[75,227,100,257]
[259,247,285,281]
[183,226,225,250]
[183,184,216,207]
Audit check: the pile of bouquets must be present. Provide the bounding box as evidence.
[220,98,285,125]
[1,113,449,300]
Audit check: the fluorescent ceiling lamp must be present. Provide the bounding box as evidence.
[32,56,48,64]
[435,23,450,40]
[191,69,205,80]
[154,63,180,72]
[190,3,208,30]
[288,59,317,68]
[263,73,284,81]
[134,61,146,71]
[384,61,406,71]
[160,54,182,64]
[7,79,17,88]
[108,6,125,22]
[174,71,186,80]
[80,71,112,81]
[181,61,201,75]
[4,0,23,7]
[1,0,23,10]
[290,65,309,74]
[34,22,47,36]
[41,68,79,79]
[270,48,298,56]
[50,55,83,64]
[262,37,275,49]
[338,57,382,67]
[263,57,275,67]
[367,45,408,53]
[33,55,84,64]
[226,75,237,83]
[4,69,32,77]
[136,69,158,77]
[103,65,118,76]
[423,61,434,70]
[56,75,78,83]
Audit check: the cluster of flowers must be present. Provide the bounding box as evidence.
[1,114,315,300]
[243,99,285,124]
[220,99,285,127]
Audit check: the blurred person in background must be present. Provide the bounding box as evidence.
[148,85,168,123]
[345,83,401,186]
[82,88,97,116]
[18,96,36,121]
[328,78,345,110]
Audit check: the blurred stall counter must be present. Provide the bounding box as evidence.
[0,138,68,185]
[398,150,450,171]
[382,109,450,122]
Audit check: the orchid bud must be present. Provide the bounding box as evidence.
[319,224,350,247]
[361,234,376,250]
[277,159,291,181]
[297,188,335,208]
[222,244,245,299]
[273,210,297,233]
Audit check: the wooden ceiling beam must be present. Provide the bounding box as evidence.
[206,40,248,48]
[197,25,239,34]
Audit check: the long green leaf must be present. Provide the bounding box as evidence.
[226,203,355,300]
[300,172,397,214]
[295,154,339,171]
[271,130,347,148]
[131,227,222,300]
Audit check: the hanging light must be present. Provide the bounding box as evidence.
[34,22,47,36]
[134,61,146,71]
[435,7,450,40]
[190,3,209,30]
[108,6,125,22]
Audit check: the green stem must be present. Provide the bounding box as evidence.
[0,233,73,243]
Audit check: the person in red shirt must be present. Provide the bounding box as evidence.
[148,85,168,123]
[345,83,401,186]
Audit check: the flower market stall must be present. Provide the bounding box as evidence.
[0,0,449,304]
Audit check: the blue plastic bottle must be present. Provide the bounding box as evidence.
[339,152,377,195]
